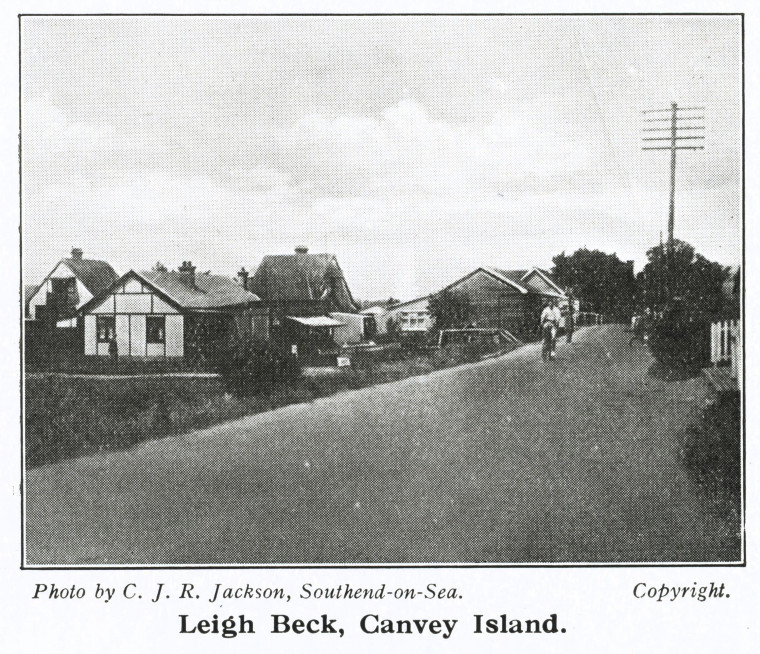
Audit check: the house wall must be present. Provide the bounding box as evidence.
[28,261,94,321]
[447,270,526,329]
[229,305,270,341]
[330,312,367,344]
[130,313,146,356]
[251,311,270,340]
[84,315,96,355]
[165,315,184,356]
[82,275,183,357]
[360,308,389,334]
[387,297,434,332]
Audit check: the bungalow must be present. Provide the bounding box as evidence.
[248,247,364,354]
[78,262,263,364]
[26,248,119,327]
[384,267,572,340]
[439,266,569,336]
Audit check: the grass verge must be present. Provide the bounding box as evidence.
[680,391,741,553]
[25,341,516,468]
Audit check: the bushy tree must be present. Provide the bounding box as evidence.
[552,248,636,320]
[636,240,728,316]
[215,336,301,396]
[639,240,729,372]
[427,289,472,331]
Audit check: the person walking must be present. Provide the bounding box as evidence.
[109,333,119,371]
[566,292,575,343]
[629,307,651,347]
[540,298,562,361]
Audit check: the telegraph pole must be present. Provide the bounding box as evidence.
[642,103,704,304]
[642,103,705,252]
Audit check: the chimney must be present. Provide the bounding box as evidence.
[178,261,196,288]
[237,266,249,291]
[295,246,309,255]
[71,248,83,261]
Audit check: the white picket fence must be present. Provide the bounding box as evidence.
[575,312,603,326]
[710,319,742,392]
[710,320,736,364]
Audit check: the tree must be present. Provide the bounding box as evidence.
[639,239,729,372]
[636,239,728,316]
[427,289,472,332]
[552,248,636,320]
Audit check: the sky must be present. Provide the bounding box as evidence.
[21,15,742,301]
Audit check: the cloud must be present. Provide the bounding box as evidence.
[487,77,508,94]
[21,13,742,301]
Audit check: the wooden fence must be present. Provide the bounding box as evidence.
[710,319,742,392]
[710,319,736,365]
[575,312,603,326]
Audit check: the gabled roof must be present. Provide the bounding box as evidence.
[521,267,566,295]
[441,266,566,298]
[386,295,433,310]
[79,270,261,314]
[249,252,358,312]
[442,267,528,294]
[25,254,119,315]
[481,267,530,293]
[140,270,261,309]
[62,257,119,296]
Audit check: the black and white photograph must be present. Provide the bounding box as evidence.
[20,13,743,567]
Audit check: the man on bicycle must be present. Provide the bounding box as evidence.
[540,298,562,360]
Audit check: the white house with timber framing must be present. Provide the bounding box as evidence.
[26,248,119,326]
[78,263,263,361]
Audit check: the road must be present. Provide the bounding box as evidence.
[25,325,738,564]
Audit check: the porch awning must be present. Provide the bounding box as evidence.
[286,316,345,327]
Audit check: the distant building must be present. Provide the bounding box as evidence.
[385,296,434,334]
[439,266,569,336]
[359,304,393,335]
[385,267,572,339]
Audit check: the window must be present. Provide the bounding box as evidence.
[146,316,166,344]
[96,316,116,343]
[401,312,426,330]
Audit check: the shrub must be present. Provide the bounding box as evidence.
[648,301,711,372]
[681,391,740,500]
[427,289,471,331]
[215,336,301,396]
